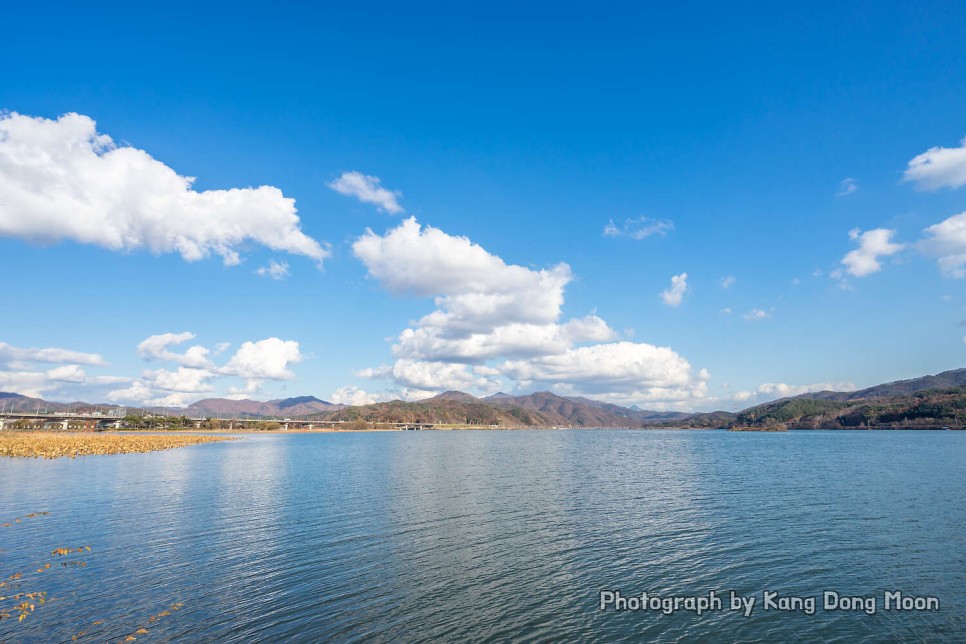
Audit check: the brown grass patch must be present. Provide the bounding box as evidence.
[0,432,232,459]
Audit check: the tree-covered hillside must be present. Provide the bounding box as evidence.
[733,388,966,430]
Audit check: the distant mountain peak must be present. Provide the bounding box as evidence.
[275,395,330,409]
[430,391,479,402]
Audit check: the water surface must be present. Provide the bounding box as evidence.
[1,430,963,642]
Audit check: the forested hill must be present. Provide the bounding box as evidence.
[794,368,966,401]
[733,387,966,430]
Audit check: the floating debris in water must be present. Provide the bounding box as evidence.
[1,511,50,527]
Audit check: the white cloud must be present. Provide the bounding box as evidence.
[109,335,302,405]
[904,136,966,190]
[602,217,674,240]
[920,212,966,278]
[837,177,858,196]
[720,275,735,289]
[0,342,106,366]
[736,381,857,405]
[351,219,708,406]
[46,365,87,383]
[0,371,61,398]
[142,367,214,393]
[106,381,153,404]
[841,228,904,277]
[329,386,391,406]
[137,332,213,368]
[393,316,617,363]
[221,338,302,380]
[328,171,404,213]
[256,260,290,280]
[387,359,502,394]
[719,307,732,315]
[500,342,708,403]
[0,112,328,265]
[743,308,770,321]
[0,364,129,398]
[227,378,263,400]
[354,217,570,328]
[660,272,688,307]
[107,380,196,408]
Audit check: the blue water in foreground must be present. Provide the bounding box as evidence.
[1,429,964,643]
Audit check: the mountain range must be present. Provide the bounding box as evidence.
[1,368,964,428]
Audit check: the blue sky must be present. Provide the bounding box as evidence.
[2,1,965,411]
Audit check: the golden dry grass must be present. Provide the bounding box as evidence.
[0,432,232,459]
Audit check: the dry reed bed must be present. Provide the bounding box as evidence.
[0,432,232,459]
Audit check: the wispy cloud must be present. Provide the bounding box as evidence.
[720,275,735,289]
[0,342,107,367]
[603,216,674,240]
[837,177,858,196]
[743,308,770,321]
[256,260,290,280]
[328,171,404,213]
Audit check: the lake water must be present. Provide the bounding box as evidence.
[1,429,963,642]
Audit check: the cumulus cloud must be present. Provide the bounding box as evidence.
[351,219,709,406]
[256,260,290,280]
[603,217,674,240]
[328,171,404,213]
[226,378,263,400]
[837,178,857,196]
[108,334,303,405]
[142,367,214,393]
[329,386,393,406]
[137,332,213,369]
[354,217,570,329]
[220,338,302,380]
[661,273,688,307]
[841,228,904,277]
[920,211,966,278]
[904,136,966,190]
[0,112,328,265]
[0,341,106,367]
[0,371,56,398]
[500,342,707,403]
